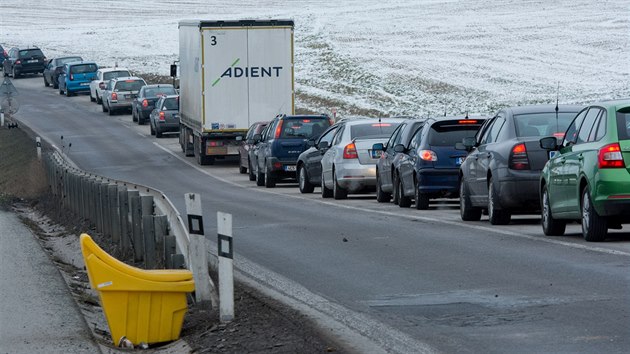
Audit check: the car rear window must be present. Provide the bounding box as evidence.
[104,70,131,81]
[280,118,330,139]
[428,120,483,146]
[19,49,44,58]
[616,108,630,140]
[514,112,576,138]
[58,57,82,66]
[145,87,177,98]
[114,80,145,91]
[162,97,179,110]
[350,122,401,139]
[70,63,97,74]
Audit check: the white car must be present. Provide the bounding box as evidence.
[89,67,131,104]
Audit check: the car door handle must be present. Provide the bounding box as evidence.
[578,155,583,161]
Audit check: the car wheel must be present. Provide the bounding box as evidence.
[321,172,333,198]
[239,164,247,174]
[248,161,256,181]
[333,169,348,200]
[150,121,156,135]
[96,92,102,104]
[541,185,566,236]
[12,67,18,78]
[460,178,481,221]
[298,165,315,194]
[156,127,163,138]
[256,167,265,187]
[375,173,391,203]
[102,100,108,112]
[65,88,72,97]
[392,173,400,205]
[265,165,276,188]
[89,90,95,102]
[133,109,138,122]
[108,105,115,115]
[44,76,49,87]
[59,86,63,95]
[53,81,59,89]
[413,176,429,210]
[397,177,412,207]
[488,178,511,225]
[581,187,607,242]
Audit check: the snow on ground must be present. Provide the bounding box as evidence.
[1,0,629,116]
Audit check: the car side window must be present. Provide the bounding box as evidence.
[409,126,423,150]
[332,125,345,145]
[385,124,404,150]
[484,117,505,144]
[476,118,495,145]
[576,108,600,144]
[562,109,587,147]
[318,126,338,145]
[589,110,606,142]
[246,125,256,140]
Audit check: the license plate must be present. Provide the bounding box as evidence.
[27,59,38,63]
[370,149,382,158]
[455,157,465,165]
[125,94,131,99]
[80,82,89,86]
[284,165,296,172]
[206,146,227,155]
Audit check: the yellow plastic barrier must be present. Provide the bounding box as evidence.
[80,234,195,346]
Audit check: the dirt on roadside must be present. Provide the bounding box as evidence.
[0,124,348,353]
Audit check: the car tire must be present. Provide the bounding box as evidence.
[248,161,256,181]
[256,168,265,187]
[150,121,156,135]
[541,185,566,236]
[321,172,333,198]
[265,165,276,188]
[398,177,412,208]
[96,92,102,104]
[44,76,49,87]
[53,81,59,89]
[581,188,607,242]
[132,109,138,122]
[65,88,72,97]
[392,173,401,205]
[89,90,95,102]
[12,67,18,78]
[488,178,511,225]
[239,164,247,174]
[333,169,348,200]
[102,100,108,112]
[108,105,115,115]
[375,173,391,203]
[156,128,163,138]
[298,165,315,194]
[414,176,429,210]
[59,87,63,95]
[460,178,481,221]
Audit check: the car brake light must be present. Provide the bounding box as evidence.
[510,143,529,170]
[458,120,478,124]
[372,123,391,127]
[142,99,148,108]
[125,80,136,83]
[275,120,284,139]
[15,60,21,65]
[553,132,565,139]
[208,141,223,147]
[159,111,165,121]
[598,143,625,168]
[111,92,118,101]
[302,119,311,123]
[343,142,358,159]
[69,74,74,81]
[419,150,437,161]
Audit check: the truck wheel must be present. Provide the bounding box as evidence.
[184,128,194,157]
[265,166,276,188]
[195,136,214,165]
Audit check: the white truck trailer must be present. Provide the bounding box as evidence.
[177,19,295,165]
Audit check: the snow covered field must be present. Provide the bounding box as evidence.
[1,0,628,116]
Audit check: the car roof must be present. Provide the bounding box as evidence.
[590,98,630,110]
[112,76,144,82]
[506,104,584,115]
[99,67,130,73]
[143,84,174,88]
[66,61,96,66]
[342,117,406,126]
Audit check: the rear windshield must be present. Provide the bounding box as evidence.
[280,118,330,139]
[104,70,131,81]
[514,112,577,137]
[19,49,44,58]
[70,63,97,74]
[162,98,179,110]
[58,57,82,66]
[616,108,630,140]
[145,87,177,98]
[350,122,401,139]
[114,80,145,91]
[428,121,483,146]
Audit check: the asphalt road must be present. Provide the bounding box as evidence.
[9,76,630,353]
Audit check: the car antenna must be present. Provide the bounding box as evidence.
[444,102,447,117]
[555,81,560,134]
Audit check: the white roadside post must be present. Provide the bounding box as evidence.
[184,193,214,308]
[217,211,234,323]
[36,137,42,160]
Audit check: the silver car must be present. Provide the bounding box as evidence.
[90,67,131,104]
[102,77,146,115]
[320,118,405,199]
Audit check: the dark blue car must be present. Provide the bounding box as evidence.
[389,116,485,209]
[251,114,332,188]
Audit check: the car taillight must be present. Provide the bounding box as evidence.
[458,120,478,124]
[274,120,284,139]
[111,92,118,101]
[418,150,437,161]
[69,74,74,81]
[343,142,358,159]
[159,111,165,121]
[208,141,223,147]
[509,143,529,170]
[598,143,625,168]
[553,132,565,139]
[15,60,21,65]
[99,82,106,90]
[142,99,148,108]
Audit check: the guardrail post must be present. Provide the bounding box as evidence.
[217,212,234,322]
[164,236,177,269]
[129,191,142,261]
[184,193,214,308]
[99,182,109,235]
[36,137,41,160]
[154,215,168,268]
[108,184,120,244]
[142,215,156,269]
[118,186,131,253]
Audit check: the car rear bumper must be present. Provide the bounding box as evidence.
[417,168,459,195]
[67,82,91,93]
[15,65,44,73]
[336,162,376,191]
[109,102,132,110]
[592,170,630,216]
[496,168,541,210]
[156,121,179,132]
[266,157,298,180]
[139,108,154,119]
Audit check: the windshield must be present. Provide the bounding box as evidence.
[145,87,177,98]
[279,118,330,139]
[19,49,43,57]
[350,122,401,139]
[104,70,131,81]
[162,97,179,110]
[114,80,145,91]
[70,63,97,74]
[428,122,482,146]
[58,57,82,65]
[514,112,577,137]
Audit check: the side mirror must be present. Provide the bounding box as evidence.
[318,141,330,150]
[372,143,384,151]
[252,134,261,143]
[540,136,558,150]
[393,144,405,153]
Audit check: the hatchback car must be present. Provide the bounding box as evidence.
[102,77,147,115]
[239,121,269,176]
[132,84,177,125]
[252,114,332,188]
[5,47,46,78]
[58,61,98,97]
[43,56,83,88]
[90,67,131,104]
[295,122,343,193]
[379,117,485,209]
[149,95,180,138]
[539,100,630,241]
[459,104,583,224]
[320,118,404,199]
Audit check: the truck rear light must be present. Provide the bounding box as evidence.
[142,99,148,108]
[99,82,106,90]
[274,120,284,139]
[509,143,529,170]
[418,150,437,161]
[159,111,165,121]
[111,92,118,101]
[343,142,358,159]
[598,143,624,168]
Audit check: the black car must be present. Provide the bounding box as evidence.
[149,95,180,138]
[5,47,46,78]
[43,56,83,88]
[374,118,426,203]
[459,104,583,224]
[132,84,177,125]
[239,121,269,176]
[251,114,332,188]
[295,122,341,193]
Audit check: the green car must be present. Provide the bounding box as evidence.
[539,100,630,241]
